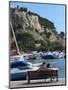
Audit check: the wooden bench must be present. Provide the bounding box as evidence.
[27,69,58,83]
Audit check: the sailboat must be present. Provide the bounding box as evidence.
[10,20,36,81]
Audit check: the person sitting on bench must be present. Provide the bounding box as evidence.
[38,62,52,71]
[46,63,52,68]
[38,62,46,71]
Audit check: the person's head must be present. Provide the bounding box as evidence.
[42,62,45,65]
[46,63,51,68]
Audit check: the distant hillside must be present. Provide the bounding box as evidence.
[10,7,65,52]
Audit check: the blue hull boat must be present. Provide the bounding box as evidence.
[10,60,33,81]
[41,55,56,59]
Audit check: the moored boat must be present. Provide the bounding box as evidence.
[41,54,56,59]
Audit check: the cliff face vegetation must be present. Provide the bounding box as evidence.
[10,7,65,52]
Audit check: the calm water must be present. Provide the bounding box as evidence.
[25,58,66,78]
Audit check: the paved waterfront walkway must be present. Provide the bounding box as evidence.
[10,78,65,88]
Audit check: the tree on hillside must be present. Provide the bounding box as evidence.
[20,7,27,12]
[46,32,52,38]
[16,32,36,52]
[59,32,65,38]
[49,42,64,51]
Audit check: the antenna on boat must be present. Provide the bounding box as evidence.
[10,20,20,55]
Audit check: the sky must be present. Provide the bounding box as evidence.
[10,2,65,33]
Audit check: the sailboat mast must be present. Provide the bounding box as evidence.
[10,21,20,55]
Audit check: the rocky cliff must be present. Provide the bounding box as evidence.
[10,7,65,52]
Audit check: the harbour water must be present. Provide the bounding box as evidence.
[25,58,66,78]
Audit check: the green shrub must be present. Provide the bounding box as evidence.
[16,32,36,52]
